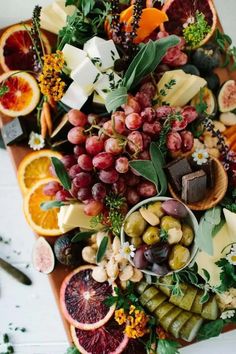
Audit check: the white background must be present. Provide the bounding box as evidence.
[0,1,236,353]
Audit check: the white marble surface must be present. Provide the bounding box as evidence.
[0,0,236,353]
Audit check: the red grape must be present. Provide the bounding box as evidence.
[126,188,140,205]
[92,183,107,201]
[92,152,114,170]
[85,136,104,155]
[84,200,104,217]
[163,46,181,64]
[104,138,123,155]
[156,106,173,120]
[112,111,126,134]
[141,132,151,149]
[87,113,98,125]
[77,154,93,171]
[135,92,152,109]
[77,187,92,201]
[122,95,141,115]
[74,145,86,157]
[181,106,198,124]
[127,131,144,153]
[103,120,113,135]
[141,107,156,123]
[67,109,88,127]
[125,113,142,130]
[55,189,72,201]
[140,82,157,99]
[61,155,77,169]
[126,172,140,186]
[142,121,161,136]
[166,132,182,152]
[68,127,86,145]
[137,181,157,197]
[99,169,119,184]
[171,116,188,131]
[43,181,61,196]
[49,165,57,177]
[112,177,127,195]
[169,52,188,67]
[73,172,92,188]
[68,164,82,179]
[180,130,194,152]
[115,157,129,173]
[157,31,169,39]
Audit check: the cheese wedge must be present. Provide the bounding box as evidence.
[41,5,65,34]
[52,0,76,22]
[58,206,74,233]
[61,203,102,230]
[170,75,206,107]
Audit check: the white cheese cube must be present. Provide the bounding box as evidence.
[71,58,101,95]
[62,44,87,71]
[83,36,106,53]
[94,70,122,99]
[84,38,120,72]
[61,82,88,110]
[52,0,76,22]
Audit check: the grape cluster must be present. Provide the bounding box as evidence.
[45,81,196,216]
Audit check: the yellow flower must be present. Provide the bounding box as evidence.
[115,308,127,325]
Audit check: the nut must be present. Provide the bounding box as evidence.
[207,147,220,158]
[112,236,121,254]
[213,120,226,133]
[106,258,119,279]
[82,246,97,264]
[220,112,236,126]
[130,268,143,283]
[204,135,218,149]
[140,207,160,226]
[119,264,134,282]
[92,266,108,283]
[118,257,129,270]
[168,228,183,245]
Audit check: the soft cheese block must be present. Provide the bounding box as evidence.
[61,203,102,230]
[71,58,102,95]
[61,82,88,110]
[62,44,87,71]
[84,37,120,72]
[94,70,122,99]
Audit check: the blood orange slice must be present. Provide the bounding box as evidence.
[71,320,129,354]
[60,265,116,330]
[0,71,40,117]
[161,0,217,48]
[0,24,51,72]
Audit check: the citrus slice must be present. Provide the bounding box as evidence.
[0,24,51,72]
[71,320,129,354]
[23,177,62,236]
[161,0,217,48]
[60,265,116,330]
[17,149,62,195]
[0,71,40,117]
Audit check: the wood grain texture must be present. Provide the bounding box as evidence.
[0,16,236,349]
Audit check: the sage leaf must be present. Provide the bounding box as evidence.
[200,290,210,304]
[204,206,221,225]
[72,230,95,243]
[212,218,226,237]
[157,339,180,354]
[196,217,214,255]
[51,157,71,190]
[96,236,109,263]
[105,86,128,113]
[202,268,210,282]
[129,160,158,187]
[40,200,66,210]
[197,319,224,341]
[149,142,167,195]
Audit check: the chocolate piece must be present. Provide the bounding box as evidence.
[182,170,207,204]
[1,117,26,146]
[165,157,193,192]
[190,157,215,188]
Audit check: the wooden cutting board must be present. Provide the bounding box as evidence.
[0,15,236,349]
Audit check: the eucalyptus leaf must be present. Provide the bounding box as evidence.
[129,160,158,187]
[105,86,128,113]
[212,218,226,237]
[51,157,71,191]
[204,207,221,225]
[196,217,214,256]
[96,236,109,263]
[149,143,167,195]
[40,201,66,211]
[72,231,95,243]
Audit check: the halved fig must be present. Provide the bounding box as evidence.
[218,80,236,113]
[32,237,55,274]
[191,87,217,116]
[180,314,203,342]
[146,292,167,312]
[169,311,192,338]
[139,286,159,306]
[160,307,182,332]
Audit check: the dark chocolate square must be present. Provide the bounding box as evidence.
[182,170,207,204]
[165,157,193,192]
[190,158,215,188]
[1,117,26,146]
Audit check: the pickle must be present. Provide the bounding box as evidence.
[160,307,182,332]
[146,292,167,312]
[191,291,204,314]
[140,286,159,306]
[155,302,175,320]
[169,283,188,306]
[169,311,192,339]
[180,314,203,342]
[180,287,198,311]
[136,281,149,295]
[202,297,219,320]
[158,275,173,297]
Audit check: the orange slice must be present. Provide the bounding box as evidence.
[0,71,40,117]
[0,24,51,72]
[17,149,62,195]
[23,177,62,236]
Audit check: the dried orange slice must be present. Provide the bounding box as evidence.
[0,24,51,72]
[23,177,62,236]
[17,149,62,195]
[0,71,40,117]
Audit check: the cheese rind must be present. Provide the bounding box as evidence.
[61,82,88,110]
[62,44,87,71]
[71,58,102,95]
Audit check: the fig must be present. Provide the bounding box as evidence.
[54,234,81,266]
[204,73,220,92]
[133,245,149,269]
[144,242,170,264]
[180,64,200,76]
[218,80,236,113]
[192,44,221,73]
[152,263,170,276]
[162,199,188,219]
[32,237,55,274]
[191,87,217,116]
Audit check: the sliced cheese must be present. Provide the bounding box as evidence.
[58,206,74,233]
[52,0,76,22]
[223,208,236,236]
[170,75,206,107]
[157,69,184,95]
[62,203,102,230]
[41,4,65,34]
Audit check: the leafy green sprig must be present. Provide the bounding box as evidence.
[183,11,211,48]
[197,312,236,341]
[214,29,236,71]
[66,345,80,354]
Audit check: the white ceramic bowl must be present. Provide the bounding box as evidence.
[120,196,199,277]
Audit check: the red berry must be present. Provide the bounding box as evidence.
[77,154,93,171]
[61,155,77,169]
[169,52,188,67]
[77,187,92,201]
[112,177,127,195]
[103,120,113,135]
[99,169,119,184]
[156,106,173,120]
[180,130,194,152]
[55,189,72,201]
[126,188,140,205]
[122,95,141,115]
[171,115,188,131]
[115,157,129,173]
[104,138,123,155]
[141,107,156,123]
[74,145,86,157]
[68,109,88,127]
[139,150,151,160]
[166,132,182,152]
[68,127,86,145]
[139,82,157,99]
[92,183,107,201]
[85,136,104,155]
[92,152,114,170]
[126,172,140,186]
[135,92,152,109]
[112,111,126,134]
[84,200,104,216]
[143,121,162,136]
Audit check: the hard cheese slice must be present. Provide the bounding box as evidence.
[60,203,102,230]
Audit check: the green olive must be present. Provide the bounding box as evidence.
[169,245,190,271]
[142,226,160,245]
[160,216,181,231]
[181,224,194,246]
[131,237,143,248]
[148,202,165,218]
[124,211,147,238]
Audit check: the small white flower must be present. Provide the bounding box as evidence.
[220,309,236,320]
[192,148,209,165]
[120,242,136,259]
[28,132,45,151]
[231,244,236,253]
[226,250,236,266]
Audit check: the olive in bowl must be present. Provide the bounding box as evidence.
[120,197,198,277]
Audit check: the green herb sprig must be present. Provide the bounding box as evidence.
[66,345,81,354]
[197,312,236,341]
[214,29,236,71]
[183,11,211,48]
